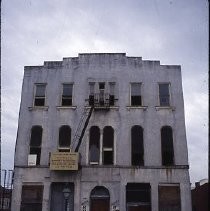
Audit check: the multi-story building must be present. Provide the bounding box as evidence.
[12,53,192,211]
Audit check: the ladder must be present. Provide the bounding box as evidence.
[71,105,94,152]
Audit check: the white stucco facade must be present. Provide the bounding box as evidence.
[12,53,192,211]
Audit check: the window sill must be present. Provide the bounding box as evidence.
[56,106,77,110]
[28,106,49,111]
[126,106,148,111]
[155,106,175,111]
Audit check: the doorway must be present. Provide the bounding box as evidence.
[90,186,110,211]
[50,183,74,211]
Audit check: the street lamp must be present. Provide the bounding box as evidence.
[63,186,71,211]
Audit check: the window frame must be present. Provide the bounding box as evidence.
[130,82,142,106]
[158,83,171,107]
[89,126,101,165]
[61,83,74,107]
[29,126,43,165]
[102,126,114,165]
[58,125,71,152]
[131,125,144,166]
[161,126,175,166]
[33,83,47,107]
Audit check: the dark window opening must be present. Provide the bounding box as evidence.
[131,126,144,166]
[20,185,43,211]
[59,125,71,148]
[34,98,45,106]
[99,83,105,90]
[30,126,42,165]
[103,151,113,165]
[159,185,181,211]
[109,83,115,106]
[161,126,174,166]
[34,84,46,106]
[131,83,142,106]
[89,95,95,106]
[89,126,100,164]
[131,96,142,106]
[159,83,170,106]
[62,84,73,106]
[126,183,151,211]
[109,95,115,106]
[103,126,114,165]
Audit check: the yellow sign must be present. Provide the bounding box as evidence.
[50,152,79,170]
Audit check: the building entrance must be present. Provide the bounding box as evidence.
[50,182,74,211]
[90,186,110,211]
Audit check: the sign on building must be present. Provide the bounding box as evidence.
[50,152,79,170]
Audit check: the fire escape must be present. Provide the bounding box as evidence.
[50,92,115,171]
[71,92,115,152]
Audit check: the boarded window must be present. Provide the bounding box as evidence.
[62,84,73,106]
[20,185,43,211]
[89,126,100,164]
[131,126,144,166]
[161,126,174,165]
[34,84,46,106]
[131,83,142,106]
[59,125,71,149]
[103,126,114,165]
[159,185,181,211]
[30,126,42,165]
[126,183,151,211]
[159,83,170,106]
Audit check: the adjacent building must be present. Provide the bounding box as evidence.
[12,53,192,211]
[191,179,208,211]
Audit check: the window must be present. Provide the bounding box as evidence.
[29,126,42,165]
[109,82,115,106]
[89,82,95,106]
[88,82,116,107]
[20,185,43,211]
[99,82,105,106]
[59,125,71,151]
[131,83,142,106]
[89,126,100,164]
[161,126,174,165]
[126,183,151,211]
[131,126,144,166]
[103,126,114,165]
[159,83,170,106]
[159,185,181,211]
[62,84,73,106]
[34,84,46,106]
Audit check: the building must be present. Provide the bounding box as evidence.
[12,53,192,211]
[0,186,12,211]
[191,179,208,211]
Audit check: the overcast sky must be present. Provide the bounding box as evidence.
[1,0,208,185]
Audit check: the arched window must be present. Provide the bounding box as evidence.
[89,126,100,164]
[131,125,144,166]
[30,126,42,165]
[103,126,114,165]
[59,126,71,150]
[90,186,110,211]
[161,126,174,165]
